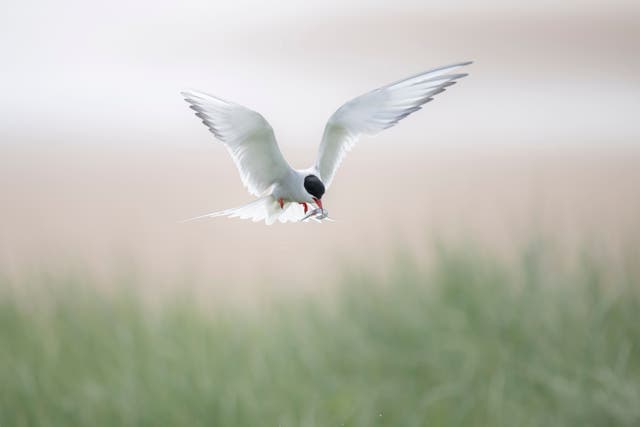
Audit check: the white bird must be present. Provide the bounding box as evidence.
[181,61,472,224]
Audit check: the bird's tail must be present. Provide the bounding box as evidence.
[180,196,308,225]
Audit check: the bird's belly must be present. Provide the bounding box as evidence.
[273,179,308,203]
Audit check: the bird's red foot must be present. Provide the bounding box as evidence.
[278,198,284,209]
[299,202,308,214]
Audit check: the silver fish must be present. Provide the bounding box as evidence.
[300,207,332,222]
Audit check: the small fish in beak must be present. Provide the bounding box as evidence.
[300,207,332,222]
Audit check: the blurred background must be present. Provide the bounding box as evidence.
[1,0,640,425]
[1,0,639,294]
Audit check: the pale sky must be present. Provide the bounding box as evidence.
[1,0,638,147]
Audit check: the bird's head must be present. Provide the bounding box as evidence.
[304,175,325,209]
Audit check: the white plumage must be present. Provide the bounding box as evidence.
[181,92,290,197]
[183,196,308,225]
[182,61,472,224]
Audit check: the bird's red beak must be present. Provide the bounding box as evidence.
[313,198,323,210]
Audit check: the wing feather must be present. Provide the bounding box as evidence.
[315,61,472,187]
[182,90,292,196]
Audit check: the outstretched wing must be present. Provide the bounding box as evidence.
[182,90,293,197]
[315,61,472,187]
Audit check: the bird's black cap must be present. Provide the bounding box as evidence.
[304,175,325,199]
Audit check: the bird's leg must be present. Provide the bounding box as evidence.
[299,202,308,214]
[278,198,284,209]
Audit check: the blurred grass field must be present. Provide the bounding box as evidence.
[1,243,639,427]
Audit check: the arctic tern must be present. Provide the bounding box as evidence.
[181,61,472,224]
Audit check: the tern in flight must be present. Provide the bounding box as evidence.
[181,61,472,224]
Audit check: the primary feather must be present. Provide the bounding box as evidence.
[181,90,293,197]
[315,61,472,187]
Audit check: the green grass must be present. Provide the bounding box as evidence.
[1,245,640,426]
